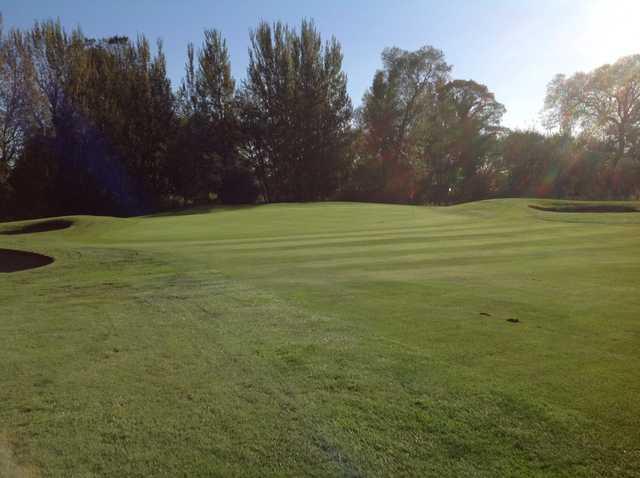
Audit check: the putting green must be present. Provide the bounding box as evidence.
[1,199,639,477]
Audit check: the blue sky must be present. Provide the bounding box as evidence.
[2,0,639,129]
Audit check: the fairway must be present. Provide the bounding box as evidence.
[1,199,639,477]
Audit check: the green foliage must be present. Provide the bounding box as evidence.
[499,131,640,200]
[241,20,353,201]
[1,20,178,216]
[174,29,245,202]
[1,17,639,221]
[353,47,505,204]
[417,79,505,203]
[544,55,640,165]
[353,46,450,202]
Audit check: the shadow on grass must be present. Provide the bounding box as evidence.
[143,204,263,218]
[0,249,54,273]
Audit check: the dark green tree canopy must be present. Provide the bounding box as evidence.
[1,17,638,221]
[241,19,352,201]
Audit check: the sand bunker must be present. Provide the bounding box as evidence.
[529,204,638,213]
[0,219,73,235]
[0,249,54,273]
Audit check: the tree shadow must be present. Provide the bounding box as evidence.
[143,204,263,218]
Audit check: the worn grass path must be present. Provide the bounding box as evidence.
[1,199,639,477]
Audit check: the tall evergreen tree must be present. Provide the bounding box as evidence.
[175,30,257,204]
[240,20,352,201]
[8,22,178,216]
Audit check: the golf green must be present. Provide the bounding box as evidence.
[1,199,639,477]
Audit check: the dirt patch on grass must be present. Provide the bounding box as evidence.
[0,434,39,478]
[529,204,638,213]
[0,219,73,235]
[0,249,54,273]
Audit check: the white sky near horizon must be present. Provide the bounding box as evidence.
[2,0,640,130]
[495,0,640,130]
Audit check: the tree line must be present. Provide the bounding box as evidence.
[1,16,639,220]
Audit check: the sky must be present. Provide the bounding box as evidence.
[2,0,639,129]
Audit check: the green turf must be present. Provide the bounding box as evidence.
[1,198,639,477]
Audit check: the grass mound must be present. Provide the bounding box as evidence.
[0,248,54,273]
[0,219,73,235]
[529,203,638,213]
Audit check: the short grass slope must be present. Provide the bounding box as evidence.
[1,199,639,477]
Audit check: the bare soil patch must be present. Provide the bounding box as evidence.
[0,433,39,477]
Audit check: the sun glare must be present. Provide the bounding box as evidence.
[582,0,640,64]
